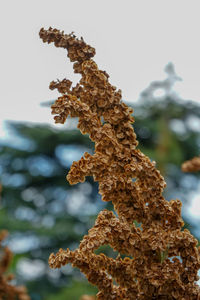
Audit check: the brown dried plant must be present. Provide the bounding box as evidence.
[79,295,96,300]
[182,156,200,173]
[39,27,200,299]
[0,230,30,300]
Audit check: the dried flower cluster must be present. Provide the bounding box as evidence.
[40,27,200,299]
[182,156,200,173]
[80,295,96,300]
[0,230,30,300]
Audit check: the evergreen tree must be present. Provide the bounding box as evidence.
[1,64,200,299]
[0,121,99,299]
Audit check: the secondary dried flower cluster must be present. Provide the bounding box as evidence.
[182,156,200,173]
[40,27,200,299]
[80,295,96,300]
[0,230,30,300]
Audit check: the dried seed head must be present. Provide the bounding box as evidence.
[40,27,200,299]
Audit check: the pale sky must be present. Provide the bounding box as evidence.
[0,1,200,229]
[0,0,200,125]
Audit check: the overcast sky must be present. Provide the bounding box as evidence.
[0,0,200,125]
[0,1,200,228]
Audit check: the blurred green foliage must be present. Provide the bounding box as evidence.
[0,63,200,299]
[47,281,97,300]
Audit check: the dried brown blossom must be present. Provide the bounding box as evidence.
[80,295,96,300]
[40,27,200,299]
[0,230,30,300]
[182,156,200,173]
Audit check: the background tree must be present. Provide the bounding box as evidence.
[134,63,200,236]
[0,63,200,299]
[0,121,99,299]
